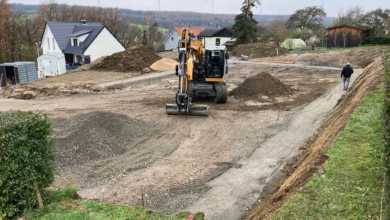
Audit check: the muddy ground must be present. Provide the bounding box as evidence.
[0,47,387,219]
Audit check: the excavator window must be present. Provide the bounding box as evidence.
[205,50,224,78]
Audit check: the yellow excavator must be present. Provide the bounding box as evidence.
[166,27,229,116]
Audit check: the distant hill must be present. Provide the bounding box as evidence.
[11,3,336,30]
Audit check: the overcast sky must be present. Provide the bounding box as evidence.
[8,0,390,17]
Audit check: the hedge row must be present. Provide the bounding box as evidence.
[0,111,55,219]
[362,37,390,45]
[384,50,390,219]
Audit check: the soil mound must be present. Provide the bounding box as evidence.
[0,83,105,99]
[150,58,179,71]
[91,46,162,72]
[229,72,292,99]
[72,56,107,72]
[232,43,289,58]
[52,111,158,171]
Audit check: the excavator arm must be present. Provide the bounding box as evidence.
[166,27,210,116]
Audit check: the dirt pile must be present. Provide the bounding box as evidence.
[0,83,105,99]
[52,111,158,171]
[229,72,293,100]
[150,58,178,71]
[232,43,289,58]
[91,46,162,72]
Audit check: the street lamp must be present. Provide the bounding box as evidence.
[35,42,41,57]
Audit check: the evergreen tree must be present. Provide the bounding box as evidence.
[232,0,260,45]
[142,29,148,46]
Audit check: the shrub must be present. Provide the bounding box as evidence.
[362,37,390,45]
[383,50,390,219]
[0,111,55,219]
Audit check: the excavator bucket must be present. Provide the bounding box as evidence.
[166,104,210,116]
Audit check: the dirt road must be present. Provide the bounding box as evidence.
[187,69,362,219]
[0,47,385,219]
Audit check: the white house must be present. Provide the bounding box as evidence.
[162,26,205,51]
[198,28,234,48]
[41,20,125,65]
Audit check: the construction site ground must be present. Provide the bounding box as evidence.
[0,47,387,220]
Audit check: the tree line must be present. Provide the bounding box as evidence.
[0,0,163,63]
[232,1,390,46]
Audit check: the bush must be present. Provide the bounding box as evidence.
[383,50,390,219]
[0,111,55,219]
[362,37,390,45]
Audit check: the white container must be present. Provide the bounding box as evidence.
[37,51,66,78]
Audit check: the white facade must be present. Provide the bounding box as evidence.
[203,37,232,48]
[84,27,125,62]
[164,31,180,51]
[71,33,90,46]
[41,25,61,54]
[37,52,66,78]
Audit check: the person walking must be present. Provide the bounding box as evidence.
[341,63,354,91]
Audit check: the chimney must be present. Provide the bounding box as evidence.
[80,20,87,25]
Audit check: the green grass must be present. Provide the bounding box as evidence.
[272,85,385,219]
[30,186,203,220]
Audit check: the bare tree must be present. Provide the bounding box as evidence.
[332,6,365,26]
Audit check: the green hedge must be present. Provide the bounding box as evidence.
[0,111,55,219]
[362,37,390,45]
[384,50,390,219]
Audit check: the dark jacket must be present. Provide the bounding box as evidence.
[341,65,354,78]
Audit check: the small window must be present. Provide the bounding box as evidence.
[47,38,50,50]
[52,38,55,50]
[216,38,221,46]
[73,39,78,46]
[171,37,174,41]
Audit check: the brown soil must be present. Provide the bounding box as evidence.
[245,57,383,220]
[233,43,289,58]
[0,46,385,218]
[91,46,162,72]
[229,72,293,100]
[256,46,389,68]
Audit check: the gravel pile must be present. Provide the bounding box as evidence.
[51,111,157,171]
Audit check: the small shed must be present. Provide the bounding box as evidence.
[0,62,38,87]
[223,40,236,52]
[326,24,371,47]
[37,52,66,78]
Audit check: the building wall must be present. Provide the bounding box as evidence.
[203,37,231,48]
[84,27,125,62]
[327,27,366,47]
[164,31,180,51]
[41,25,61,54]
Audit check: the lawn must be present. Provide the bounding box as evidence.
[272,85,385,219]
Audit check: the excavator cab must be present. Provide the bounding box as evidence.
[205,47,228,78]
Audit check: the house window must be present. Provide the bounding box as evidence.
[52,38,55,50]
[171,37,174,41]
[73,39,78,46]
[47,38,50,50]
[216,38,220,46]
